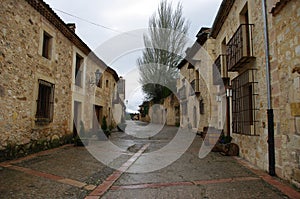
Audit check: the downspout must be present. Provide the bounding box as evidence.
[262,0,276,176]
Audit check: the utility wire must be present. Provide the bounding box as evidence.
[53,8,124,34]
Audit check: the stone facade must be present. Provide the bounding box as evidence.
[182,0,300,187]
[0,0,122,160]
[139,94,180,126]
[112,77,126,125]
[177,28,217,132]
[72,52,120,136]
[268,0,300,186]
[139,101,151,123]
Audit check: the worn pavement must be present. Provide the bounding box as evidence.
[0,121,299,199]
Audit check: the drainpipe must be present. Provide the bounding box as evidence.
[262,0,276,176]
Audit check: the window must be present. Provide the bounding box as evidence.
[42,31,52,59]
[106,80,109,88]
[199,99,205,115]
[97,76,102,88]
[232,70,258,135]
[93,105,103,129]
[36,80,54,123]
[75,54,83,87]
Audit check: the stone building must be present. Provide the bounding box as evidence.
[177,0,300,187]
[112,77,126,125]
[0,0,122,160]
[267,0,300,186]
[139,101,151,123]
[139,94,180,126]
[177,28,217,132]
[209,0,300,187]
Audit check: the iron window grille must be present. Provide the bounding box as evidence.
[36,80,54,124]
[232,69,258,135]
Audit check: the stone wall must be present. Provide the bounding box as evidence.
[211,0,300,187]
[162,94,180,126]
[177,37,216,132]
[211,0,269,173]
[75,56,119,134]
[141,94,179,126]
[0,0,73,158]
[0,0,120,160]
[268,0,300,186]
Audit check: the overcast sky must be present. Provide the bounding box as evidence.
[44,0,222,112]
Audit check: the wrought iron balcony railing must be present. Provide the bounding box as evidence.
[226,24,255,71]
[213,54,227,85]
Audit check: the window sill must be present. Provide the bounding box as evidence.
[232,132,259,137]
[35,118,52,125]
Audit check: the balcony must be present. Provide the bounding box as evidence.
[213,54,227,85]
[226,24,255,71]
[190,79,200,95]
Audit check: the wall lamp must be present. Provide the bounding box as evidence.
[226,87,232,97]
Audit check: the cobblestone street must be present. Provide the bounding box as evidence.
[0,121,299,199]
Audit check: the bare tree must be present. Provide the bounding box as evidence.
[138,1,189,102]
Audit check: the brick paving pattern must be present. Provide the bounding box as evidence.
[0,122,299,199]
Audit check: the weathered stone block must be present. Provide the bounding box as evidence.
[290,103,300,116]
[0,86,4,97]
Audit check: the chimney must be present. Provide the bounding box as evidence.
[67,23,76,32]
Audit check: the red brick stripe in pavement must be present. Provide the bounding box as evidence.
[86,144,300,199]
[86,143,151,199]
[0,144,73,166]
[8,165,64,181]
[1,143,299,199]
[234,157,300,199]
[0,144,96,190]
[6,164,94,189]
